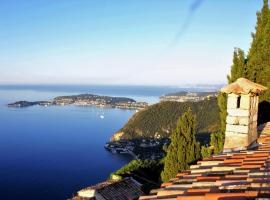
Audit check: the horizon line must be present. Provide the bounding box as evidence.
[0,83,226,88]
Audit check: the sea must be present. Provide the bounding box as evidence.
[0,85,221,200]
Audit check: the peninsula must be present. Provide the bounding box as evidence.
[7,94,148,110]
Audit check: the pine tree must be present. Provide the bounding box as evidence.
[161,108,200,182]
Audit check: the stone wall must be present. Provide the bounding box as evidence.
[224,93,259,151]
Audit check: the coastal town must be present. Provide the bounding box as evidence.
[7,94,148,110]
[159,91,218,102]
[105,138,169,160]
[7,92,219,110]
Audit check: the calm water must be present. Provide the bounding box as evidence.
[0,85,220,200]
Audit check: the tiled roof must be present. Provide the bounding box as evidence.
[220,78,267,94]
[73,177,144,200]
[80,180,114,191]
[97,177,144,200]
[139,122,270,200]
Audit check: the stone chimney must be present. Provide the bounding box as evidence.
[220,78,267,152]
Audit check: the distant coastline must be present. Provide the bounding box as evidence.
[160,91,218,102]
[7,94,148,110]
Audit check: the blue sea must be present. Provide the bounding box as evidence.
[0,85,220,200]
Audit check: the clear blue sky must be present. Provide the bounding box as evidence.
[0,0,263,85]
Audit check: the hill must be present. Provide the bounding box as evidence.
[111,97,220,141]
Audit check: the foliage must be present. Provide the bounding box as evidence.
[115,97,220,140]
[161,109,201,182]
[214,0,270,155]
[201,145,212,159]
[226,0,270,120]
[210,132,224,155]
[227,48,248,83]
[217,93,227,134]
[207,93,227,155]
[247,0,270,89]
[109,159,163,193]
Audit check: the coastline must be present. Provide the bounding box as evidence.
[7,93,148,110]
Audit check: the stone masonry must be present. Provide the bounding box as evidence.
[224,93,259,150]
[221,78,267,151]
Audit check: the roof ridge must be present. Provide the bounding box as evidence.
[220,78,267,94]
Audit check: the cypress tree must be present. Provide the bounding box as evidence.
[247,0,270,85]
[207,93,226,155]
[255,0,270,102]
[201,145,212,158]
[214,0,270,153]
[248,0,270,124]
[227,48,247,83]
[244,0,270,122]
[210,132,224,155]
[161,108,200,182]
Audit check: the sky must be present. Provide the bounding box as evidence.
[0,0,263,86]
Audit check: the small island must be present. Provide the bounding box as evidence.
[7,94,148,110]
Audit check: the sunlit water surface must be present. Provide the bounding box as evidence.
[0,85,219,200]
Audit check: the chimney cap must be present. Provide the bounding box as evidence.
[221,78,267,95]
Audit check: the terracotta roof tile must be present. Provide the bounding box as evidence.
[76,177,143,200]
[139,122,270,200]
[196,176,222,181]
[220,78,267,94]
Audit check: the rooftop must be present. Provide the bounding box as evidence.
[220,78,267,95]
[139,122,270,200]
[73,177,144,200]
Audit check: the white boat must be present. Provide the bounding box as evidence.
[100,115,104,119]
